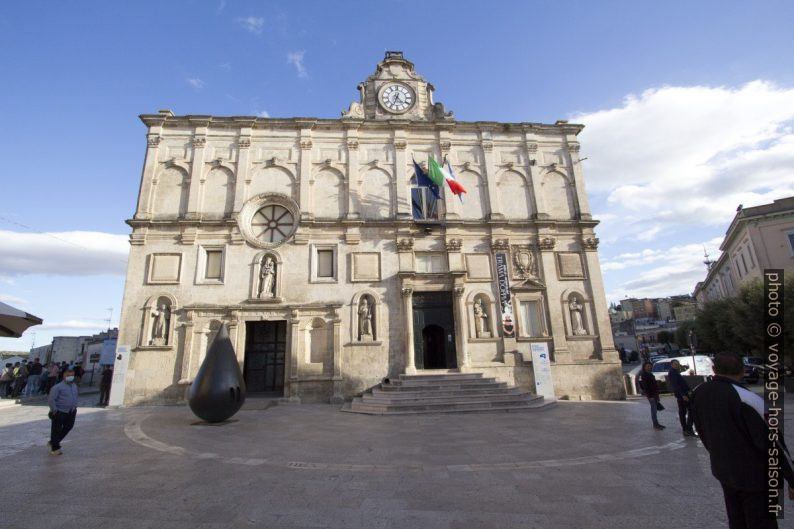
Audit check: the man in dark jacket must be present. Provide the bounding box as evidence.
[639,362,665,430]
[691,352,793,529]
[668,359,695,436]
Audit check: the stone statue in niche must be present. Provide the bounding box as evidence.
[151,303,171,345]
[569,298,587,336]
[358,297,373,341]
[257,255,276,298]
[473,298,490,338]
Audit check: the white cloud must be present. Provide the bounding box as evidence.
[186,78,205,89]
[237,16,264,34]
[287,51,308,78]
[0,230,128,276]
[0,294,27,306]
[38,319,110,331]
[601,238,723,302]
[575,81,794,241]
[257,110,270,118]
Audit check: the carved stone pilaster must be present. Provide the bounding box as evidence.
[347,140,359,150]
[453,286,465,298]
[440,140,451,153]
[300,139,313,150]
[445,238,462,252]
[397,237,414,251]
[491,238,510,251]
[192,136,206,148]
[482,141,493,152]
[582,237,599,250]
[568,142,581,153]
[401,287,413,297]
[526,142,538,154]
[147,134,161,147]
[393,140,407,151]
[539,237,556,251]
[238,137,251,149]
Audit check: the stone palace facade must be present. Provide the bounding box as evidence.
[115,52,625,405]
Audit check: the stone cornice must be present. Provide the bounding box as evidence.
[139,113,585,136]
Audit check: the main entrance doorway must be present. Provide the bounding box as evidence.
[412,291,457,369]
[244,321,286,394]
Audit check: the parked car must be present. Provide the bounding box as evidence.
[743,363,760,384]
[743,356,766,381]
[651,355,715,383]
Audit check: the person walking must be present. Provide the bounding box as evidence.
[691,353,794,529]
[47,368,79,456]
[97,366,113,406]
[668,359,695,436]
[639,361,665,430]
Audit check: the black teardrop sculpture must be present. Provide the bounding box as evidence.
[188,323,246,422]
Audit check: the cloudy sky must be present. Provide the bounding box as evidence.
[1,0,792,351]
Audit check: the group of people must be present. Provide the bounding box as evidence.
[0,359,84,399]
[640,352,793,528]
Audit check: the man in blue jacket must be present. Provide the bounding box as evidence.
[47,368,78,456]
[668,359,695,436]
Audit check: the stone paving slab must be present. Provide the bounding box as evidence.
[0,393,791,528]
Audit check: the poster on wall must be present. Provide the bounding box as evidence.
[494,252,515,337]
[530,342,556,401]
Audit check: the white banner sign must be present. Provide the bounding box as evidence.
[108,345,130,407]
[530,342,556,401]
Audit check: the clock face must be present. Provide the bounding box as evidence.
[379,83,414,113]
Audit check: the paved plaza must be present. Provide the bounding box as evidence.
[0,391,792,529]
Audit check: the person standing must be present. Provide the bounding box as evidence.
[24,358,42,397]
[668,359,695,436]
[47,369,78,456]
[639,361,665,430]
[98,366,113,406]
[691,353,794,529]
[46,361,59,394]
[12,361,27,398]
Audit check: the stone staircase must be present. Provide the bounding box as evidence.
[342,371,551,415]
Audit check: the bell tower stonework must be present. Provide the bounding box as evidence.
[342,51,454,122]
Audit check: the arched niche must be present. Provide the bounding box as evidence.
[456,169,488,220]
[542,171,577,220]
[248,166,296,202]
[351,290,382,343]
[304,317,331,369]
[250,250,284,300]
[140,293,178,348]
[465,290,498,339]
[358,167,393,220]
[313,168,345,219]
[152,167,189,219]
[497,169,532,219]
[560,288,593,338]
[202,166,235,218]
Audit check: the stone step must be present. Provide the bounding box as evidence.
[397,373,484,382]
[361,392,533,406]
[385,378,502,389]
[371,386,521,399]
[346,395,547,415]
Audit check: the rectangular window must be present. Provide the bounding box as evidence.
[747,246,755,268]
[520,301,542,337]
[205,250,223,279]
[740,253,748,275]
[317,249,334,278]
[411,187,439,220]
[788,232,794,256]
[416,253,445,273]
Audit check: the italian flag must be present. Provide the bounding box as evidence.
[428,157,467,201]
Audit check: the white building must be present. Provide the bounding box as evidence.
[115,52,624,405]
[694,197,794,305]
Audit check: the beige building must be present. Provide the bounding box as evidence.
[694,197,794,305]
[115,52,624,405]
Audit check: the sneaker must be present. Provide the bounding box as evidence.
[654,424,666,430]
[49,449,62,456]
[683,430,696,437]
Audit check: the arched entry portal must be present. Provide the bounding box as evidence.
[412,291,457,370]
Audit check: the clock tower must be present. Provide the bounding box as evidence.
[342,51,454,122]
